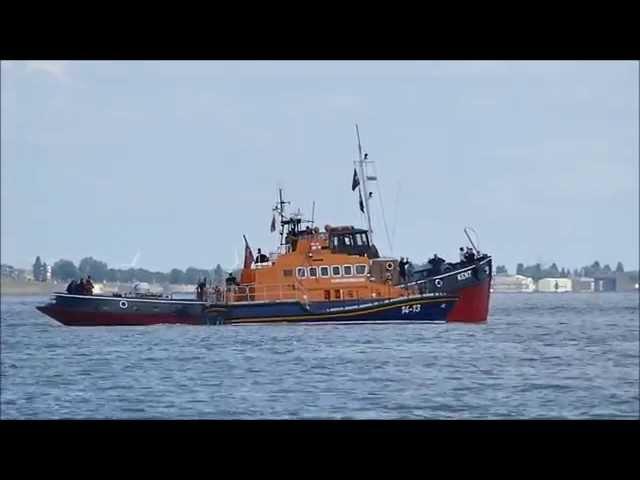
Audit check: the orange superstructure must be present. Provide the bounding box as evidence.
[232,224,406,304]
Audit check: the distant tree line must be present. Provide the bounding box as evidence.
[574,261,625,278]
[24,256,233,285]
[513,263,571,280]
[511,261,626,281]
[3,256,631,285]
[32,256,49,282]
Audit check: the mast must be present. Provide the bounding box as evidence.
[355,124,373,242]
[274,188,314,247]
[311,201,315,228]
[275,188,290,246]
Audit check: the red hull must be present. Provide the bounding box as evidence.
[446,277,491,323]
[36,306,202,327]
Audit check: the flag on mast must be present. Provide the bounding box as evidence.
[242,235,255,268]
[351,168,360,191]
[358,191,365,214]
[270,214,276,233]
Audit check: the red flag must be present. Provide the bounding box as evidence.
[243,235,255,268]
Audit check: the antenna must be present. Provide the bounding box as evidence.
[273,187,294,246]
[464,226,480,254]
[355,123,373,242]
[311,201,315,227]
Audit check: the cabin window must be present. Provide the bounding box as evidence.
[331,236,340,249]
[331,265,342,277]
[334,289,342,299]
[343,265,353,277]
[308,267,318,278]
[355,264,367,276]
[296,267,307,278]
[343,235,353,246]
[354,233,364,246]
[283,269,293,277]
[324,290,330,300]
[319,266,330,278]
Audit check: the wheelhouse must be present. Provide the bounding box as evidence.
[327,226,379,258]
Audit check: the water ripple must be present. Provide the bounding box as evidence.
[1,293,638,419]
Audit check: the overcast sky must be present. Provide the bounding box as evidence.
[1,60,638,273]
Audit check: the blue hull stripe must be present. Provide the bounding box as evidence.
[209,296,457,324]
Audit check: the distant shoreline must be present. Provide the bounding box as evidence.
[1,279,60,296]
[0,279,198,297]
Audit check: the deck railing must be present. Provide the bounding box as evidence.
[203,280,310,305]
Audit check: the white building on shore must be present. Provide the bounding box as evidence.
[572,277,595,292]
[537,277,572,293]
[492,274,536,293]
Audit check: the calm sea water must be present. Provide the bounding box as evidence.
[1,293,638,419]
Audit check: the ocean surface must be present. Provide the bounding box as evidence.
[1,293,638,419]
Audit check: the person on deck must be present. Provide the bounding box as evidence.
[198,278,208,301]
[225,272,238,287]
[85,276,94,295]
[196,278,203,301]
[465,247,476,263]
[399,257,409,282]
[66,280,77,294]
[255,248,269,264]
[78,278,86,295]
[459,247,466,262]
[213,285,222,302]
[406,258,414,281]
[428,254,445,275]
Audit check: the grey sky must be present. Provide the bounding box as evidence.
[1,60,638,273]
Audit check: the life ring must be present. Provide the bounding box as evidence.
[119,300,128,309]
[385,262,394,271]
[434,279,443,288]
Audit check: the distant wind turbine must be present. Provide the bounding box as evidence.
[119,250,141,269]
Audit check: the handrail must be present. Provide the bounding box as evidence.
[202,280,311,304]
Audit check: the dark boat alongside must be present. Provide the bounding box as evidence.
[404,253,492,323]
[36,291,457,326]
[36,294,207,326]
